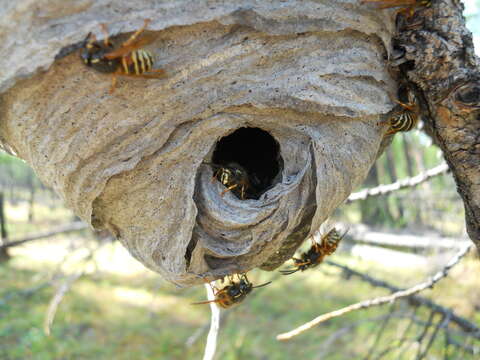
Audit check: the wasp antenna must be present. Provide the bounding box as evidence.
[191,299,219,306]
[340,228,350,239]
[252,281,272,289]
[280,269,299,275]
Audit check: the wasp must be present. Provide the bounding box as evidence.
[280,228,346,275]
[80,19,165,93]
[386,92,420,136]
[360,0,431,18]
[192,274,271,309]
[205,162,252,200]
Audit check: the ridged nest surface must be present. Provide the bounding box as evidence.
[0,0,395,286]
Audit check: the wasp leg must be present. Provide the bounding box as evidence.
[314,242,324,252]
[123,19,151,48]
[280,268,300,275]
[221,184,238,197]
[385,128,398,136]
[109,74,118,94]
[394,100,416,111]
[295,261,312,267]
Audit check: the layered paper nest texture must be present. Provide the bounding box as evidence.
[0,0,395,286]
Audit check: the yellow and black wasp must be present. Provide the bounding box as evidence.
[80,19,165,93]
[280,228,347,275]
[386,91,420,136]
[206,162,254,200]
[192,274,271,309]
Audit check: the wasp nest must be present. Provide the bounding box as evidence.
[0,0,395,286]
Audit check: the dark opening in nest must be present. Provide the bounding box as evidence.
[211,127,283,200]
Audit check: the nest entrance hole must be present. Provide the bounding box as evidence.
[211,127,282,200]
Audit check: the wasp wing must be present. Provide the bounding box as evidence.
[103,34,157,60]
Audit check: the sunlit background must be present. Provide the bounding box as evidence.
[1,2,480,359]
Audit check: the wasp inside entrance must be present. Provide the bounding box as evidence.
[211,127,283,200]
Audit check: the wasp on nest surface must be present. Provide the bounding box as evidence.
[280,228,347,275]
[80,19,166,93]
[385,86,421,136]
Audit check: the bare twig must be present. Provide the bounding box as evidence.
[398,306,419,346]
[0,239,88,307]
[342,223,470,250]
[43,271,83,335]
[0,278,53,306]
[0,222,88,249]
[346,163,449,203]
[317,313,396,358]
[43,240,105,335]
[185,308,234,348]
[276,245,471,341]
[446,334,480,356]
[417,313,451,360]
[414,310,437,359]
[326,260,480,337]
[364,303,397,360]
[203,283,220,360]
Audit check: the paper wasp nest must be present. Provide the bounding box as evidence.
[0,0,395,286]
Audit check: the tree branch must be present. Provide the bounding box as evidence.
[44,271,83,336]
[343,223,470,250]
[276,244,472,341]
[203,283,220,360]
[394,0,480,250]
[325,259,480,338]
[0,222,88,249]
[346,162,449,203]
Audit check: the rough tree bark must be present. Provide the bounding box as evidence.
[392,0,480,250]
[0,0,474,286]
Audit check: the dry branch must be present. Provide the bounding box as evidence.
[0,222,88,249]
[42,240,106,336]
[276,245,472,341]
[203,283,220,360]
[343,223,470,250]
[44,271,83,336]
[392,0,480,249]
[346,162,449,203]
[326,259,480,338]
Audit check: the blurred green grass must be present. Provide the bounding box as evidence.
[1,195,479,360]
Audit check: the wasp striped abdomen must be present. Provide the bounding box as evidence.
[321,228,343,255]
[121,49,154,75]
[280,228,346,275]
[389,110,417,134]
[386,98,419,136]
